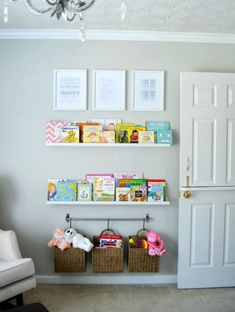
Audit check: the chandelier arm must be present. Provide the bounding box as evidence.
[64,0,96,13]
[65,13,76,22]
[44,0,59,6]
[24,0,55,15]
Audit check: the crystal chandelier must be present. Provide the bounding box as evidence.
[3,0,127,42]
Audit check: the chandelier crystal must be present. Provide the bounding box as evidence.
[3,0,127,41]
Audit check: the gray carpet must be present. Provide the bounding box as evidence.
[24,285,235,312]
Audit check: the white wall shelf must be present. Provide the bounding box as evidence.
[46,201,170,206]
[46,143,171,148]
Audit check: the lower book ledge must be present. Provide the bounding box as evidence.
[36,273,177,285]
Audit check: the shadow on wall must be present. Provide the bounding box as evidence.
[0,175,18,230]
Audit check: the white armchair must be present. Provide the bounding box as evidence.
[0,229,36,306]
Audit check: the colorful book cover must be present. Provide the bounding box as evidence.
[93,177,115,201]
[128,126,146,143]
[85,174,114,185]
[61,125,79,143]
[147,179,167,201]
[156,129,173,144]
[146,121,170,131]
[98,131,115,143]
[99,234,123,248]
[50,180,77,201]
[83,125,103,143]
[116,179,146,187]
[77,184,92,201]
[47,179,59,201]
[130,186,147,202]
[116,123,134,143]
[114,172,143,179]
[76,122,99,142]
[138,131,155,144]
[104,119,122,131]
[116,187,130,202]
[45,121,70,143]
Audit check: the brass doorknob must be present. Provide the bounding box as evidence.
[183,190,192,199]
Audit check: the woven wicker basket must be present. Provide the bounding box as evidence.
[92,230,124,273]
[53,247,86,273]
[128,234,160,273]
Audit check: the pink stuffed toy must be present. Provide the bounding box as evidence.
[48,228,71,251]
[146,231,166,256]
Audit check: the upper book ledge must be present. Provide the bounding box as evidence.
[46,201,170,206]
[46,143,171,147]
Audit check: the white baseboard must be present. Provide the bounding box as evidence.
[36,274,177,285]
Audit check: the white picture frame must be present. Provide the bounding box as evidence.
[93,70,126,111]
[54,69,87,111]
[132,71,165,111]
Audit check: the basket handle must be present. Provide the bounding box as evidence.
[136,228,149,237]
[99,228,117,236]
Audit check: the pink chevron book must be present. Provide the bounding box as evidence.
[45,121,71,143]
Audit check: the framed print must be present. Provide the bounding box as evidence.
[93,70,126,111]
[132,71,164,111]
[54,69,87,111]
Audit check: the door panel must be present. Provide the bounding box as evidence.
[227,119,235,184]
[192,119,216,185]
[224,204,235,265]
[191,204,214,267]
[193,84,217,108]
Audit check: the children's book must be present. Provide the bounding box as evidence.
[85,174,114,185]
[138,131,155,144]
[45,121,71,143]
[49,179,77,201]
[147,179,167,202]
[98,131,115,143]
[77,184,92,201]
[114,172,143,179]
[104,119,122,131]
[116,187,130,201]
[47,179,59,201]
[99,234,123,248]
[76,122,99,142]
[156,130,173,144]
[116,123,134,143]
[116,179,146,187]
[146,121,170,131]
[83,125,103,143]
[127,126,146,143]
[61,125,79,143]
[93,177,115,201]
[130,186,147,202]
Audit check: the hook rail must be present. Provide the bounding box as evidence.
[65,213,151,229]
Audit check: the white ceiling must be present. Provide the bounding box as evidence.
[1,0,235,34]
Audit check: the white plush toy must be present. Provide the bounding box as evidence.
[64,228,94,252]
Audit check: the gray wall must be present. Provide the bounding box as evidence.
[1,40,235,276]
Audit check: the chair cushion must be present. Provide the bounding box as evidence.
[0,258,35,288]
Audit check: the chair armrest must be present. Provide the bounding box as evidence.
[0,230,22,260]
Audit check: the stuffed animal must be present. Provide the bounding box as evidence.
[64,228,94,252]
[48,228,71,251]
[146,231,166,256]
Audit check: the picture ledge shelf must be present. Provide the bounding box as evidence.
[46,201,170,206]
[45,143,171,147]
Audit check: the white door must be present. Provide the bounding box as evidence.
[178,72,235,288]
